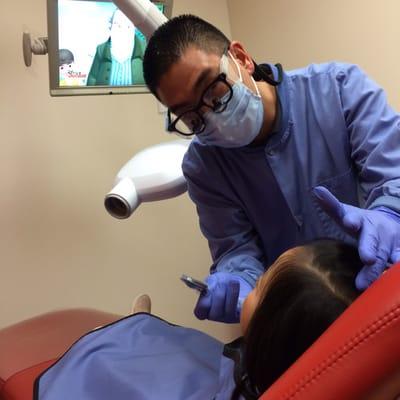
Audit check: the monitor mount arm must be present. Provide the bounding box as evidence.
[112,0,168,39]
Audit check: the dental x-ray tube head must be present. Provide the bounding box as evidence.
[105,139,190,219]
[112,0,168,39]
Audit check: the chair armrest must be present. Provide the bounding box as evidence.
[0,308,122,382]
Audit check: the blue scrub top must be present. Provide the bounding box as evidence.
[182,62,400,286]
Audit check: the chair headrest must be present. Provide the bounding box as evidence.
[260,263,400,400]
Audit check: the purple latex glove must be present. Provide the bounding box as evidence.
[194,272,253,323]
[313,186,400,289]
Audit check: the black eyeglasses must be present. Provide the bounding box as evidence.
[167,72,234,137]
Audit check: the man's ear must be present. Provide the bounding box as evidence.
[228,41,255,75]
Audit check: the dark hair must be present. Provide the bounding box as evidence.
[59,49,74,66]
[143,14,230,97]
[235,240,363,398]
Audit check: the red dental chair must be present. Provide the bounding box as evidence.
[1,264,400,400]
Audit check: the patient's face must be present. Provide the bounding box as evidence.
[240,268,271,334]
[240,247,300,334]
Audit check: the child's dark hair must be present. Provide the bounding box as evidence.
[233,239,363,398]
[59,49,74,66]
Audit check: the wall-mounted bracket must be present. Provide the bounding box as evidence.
[22,32,48,67]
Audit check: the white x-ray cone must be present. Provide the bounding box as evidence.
[105,140,191,219]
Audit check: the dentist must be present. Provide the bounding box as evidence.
[142,14,400,323]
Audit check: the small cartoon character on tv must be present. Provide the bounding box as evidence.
[59,49,75,86]
[59,48,87,86]
[86,9,146,86]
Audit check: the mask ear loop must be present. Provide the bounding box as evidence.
[250,76,261,97]
[227,51,261,97]
[226,51,243,83]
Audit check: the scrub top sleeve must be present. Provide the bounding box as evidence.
[337,64,400,213]
[184,172,266,288]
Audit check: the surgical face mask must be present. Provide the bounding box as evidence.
[197,53,264,148]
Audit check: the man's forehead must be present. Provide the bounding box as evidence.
[156,47,221,109]
[179,46,221,69]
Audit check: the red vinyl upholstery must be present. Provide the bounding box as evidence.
[1,265,400,400]
[0,309,122,400]
[261,263,400,400]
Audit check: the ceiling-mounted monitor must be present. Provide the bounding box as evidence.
[46,0,173,96]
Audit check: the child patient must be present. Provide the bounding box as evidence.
[36,239,365,400]
[234,239,363,399]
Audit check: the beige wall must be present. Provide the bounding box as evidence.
[5,0,398,343]
[0,0,241,341]
[227,0,400,109]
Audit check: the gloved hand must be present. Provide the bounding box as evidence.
[313,186,400,289]
[194,272,253,323]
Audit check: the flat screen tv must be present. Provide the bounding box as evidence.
[46,0,173,96]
